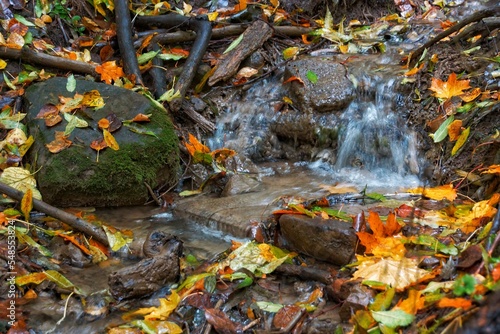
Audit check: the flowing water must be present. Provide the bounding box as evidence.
[26,47,428,334]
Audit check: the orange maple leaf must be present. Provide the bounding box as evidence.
[95,61,125,84]
[357,211,404,257]
[429,73,471,99]
[184,133,210,157]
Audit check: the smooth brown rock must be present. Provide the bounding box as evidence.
[279,214,356,265]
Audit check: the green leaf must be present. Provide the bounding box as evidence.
[16,230,52,256]
[157,53,187,61]
[123,123,159,138]
[306,70,318,84]
[63,113,88,136]
[405,235,458,255]
[158,87,181,102]
[371,310,415,328]
[365,192,387,202]
[223,33,244,54]
[255,301,284,313]
[66,74,76,92]
[369,288,395,311]
[453,274,476,296]
[432,115,454,143]
[137,50,160,65]
[456,102,475,113]
[179,189,203,197]
[451,127,470,156]
[14,14,35,27]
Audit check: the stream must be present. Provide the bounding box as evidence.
[26,43,427,333]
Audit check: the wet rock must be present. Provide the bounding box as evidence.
[279,214,356,265]
[24,77,179,207]
[284,57,355,113]
[108,232,183,301]
[221,174,261,197]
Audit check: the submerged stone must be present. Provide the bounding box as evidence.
[279,214,356,265]
[24,77,179,207]
[284,57,355,113]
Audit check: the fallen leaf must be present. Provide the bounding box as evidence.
[408,184,457,201]
[371,309,415,328]
[103,129,119,150]
[46,131,72,153]
[131,113,151,122]
[394,289,425,315]
[460,87,481,102]
[451,127,470,156]
[429,73,471,99]
[95,61,125,84]
[21,188,32,222]
[353,257,431,291]
[283,76,305,85]
[437,297,472,310]
[481,165,500,174]
[81,90,105,109]
[0,167,42,200]
[98,118,110,129]
[447,119,463,141]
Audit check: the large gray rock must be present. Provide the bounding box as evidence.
[284,57,355,113]
[25,77,179,207]
[279,214,357,265]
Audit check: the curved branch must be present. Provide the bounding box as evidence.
[0,182,109,246]
[115,0,143,84]
[135,13,212,111]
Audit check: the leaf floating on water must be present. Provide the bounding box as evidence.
[407,184,457,201]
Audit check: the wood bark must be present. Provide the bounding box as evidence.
[208,20,273,86]
[0,182,109,246]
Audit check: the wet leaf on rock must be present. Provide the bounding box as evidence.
[103,129,119,150]
[104,112,122,132]
[46,131,72,153]
[429,73,471,99]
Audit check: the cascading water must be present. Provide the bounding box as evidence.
[208,54,422,190]
[333,57,421,183]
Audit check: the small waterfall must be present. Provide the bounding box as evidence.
[332,58,421,187]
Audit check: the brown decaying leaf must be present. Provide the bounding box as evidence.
[447,119,463,141]
[105,113,122,132]
[429,73,471,99]
[204,308,242,334]
[99,44,114,62]
[46,131,72,153]
[36,104,62,127]
[273,305,303,330]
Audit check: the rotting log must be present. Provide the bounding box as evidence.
[115,0,143,84]
[0,182,109,247]
[0,46,98,76]
[208,20,273,86]
[135,13,212,112]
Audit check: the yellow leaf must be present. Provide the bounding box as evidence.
[124,290,181,321]
[451,127,470,156]
[21,188,33,222]
[352,258,431,291]
[0,59,6,70]
[207,12,219,21]
[103,129,119,150]
[460,87,481,102]
[429,73,471,99]
[81,90,105,108]
[408,184,457,201]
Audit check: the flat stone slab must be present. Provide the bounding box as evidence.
[174,167,330,238]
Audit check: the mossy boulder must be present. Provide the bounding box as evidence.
[24,77,179,207]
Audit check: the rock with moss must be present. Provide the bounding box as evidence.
[24,77,179,207]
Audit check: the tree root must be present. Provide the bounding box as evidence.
[409,7,500,67]
[0,181,109,246]
[135,13,213,112]
[115,0,143,84]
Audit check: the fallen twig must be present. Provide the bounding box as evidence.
[0,182,109,246]
[0,46,98,76]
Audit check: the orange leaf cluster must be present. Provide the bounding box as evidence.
[95,61,125,84]
[357,211,404,257]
